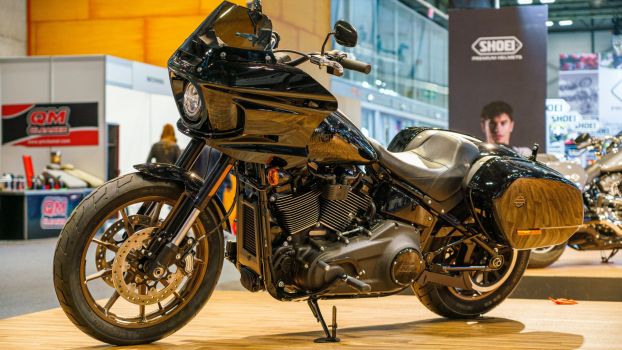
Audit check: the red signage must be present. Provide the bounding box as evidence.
[2,102,98,147]
[40,196,69,229]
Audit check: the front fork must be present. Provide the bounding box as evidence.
[143,138,233,279]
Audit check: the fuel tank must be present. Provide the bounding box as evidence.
[307,111,377,165]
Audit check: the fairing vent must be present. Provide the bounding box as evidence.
[320,191,371,232]
[273,189,321,234]
[241,202,258,256]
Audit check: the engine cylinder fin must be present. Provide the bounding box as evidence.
[274,189,322,234]
[320,191,371,233]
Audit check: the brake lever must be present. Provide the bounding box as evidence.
[309,54,344,76]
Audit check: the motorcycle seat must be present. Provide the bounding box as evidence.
[369,130,480,202]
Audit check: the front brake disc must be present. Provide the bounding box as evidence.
[111,228,184,305]
[95,215,151,287]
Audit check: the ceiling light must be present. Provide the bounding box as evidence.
[546,20,554,27]
[540,0,556,3]
[558,20,573,26]
[517,0,533,4]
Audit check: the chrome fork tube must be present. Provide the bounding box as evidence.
[162,153,233,247]
[144,142,233,278]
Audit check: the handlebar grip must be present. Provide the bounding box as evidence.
[340,57,372,74]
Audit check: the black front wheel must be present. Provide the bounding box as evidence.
[413,238,529,318]
[53,173,224,345]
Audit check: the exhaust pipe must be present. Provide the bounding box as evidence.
[583,220,622,237]
[597,194,622,209]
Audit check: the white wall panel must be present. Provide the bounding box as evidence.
[105,85,152,176]
[50,57,106,180]
[0,57,106,179]
[0,0,26,57]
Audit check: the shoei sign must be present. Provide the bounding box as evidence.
[449,5,547,149]
[471,36,523,61]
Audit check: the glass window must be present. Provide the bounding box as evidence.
[332,0,448,108]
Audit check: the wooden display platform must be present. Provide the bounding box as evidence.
[0,291,620,349]
[525,249,622,278]
[512,249,622,302]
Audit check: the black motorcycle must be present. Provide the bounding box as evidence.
[530,133,622,267]
[53,1,583,345]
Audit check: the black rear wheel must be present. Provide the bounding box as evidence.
[53,173,224,345]
[413,237,529,318]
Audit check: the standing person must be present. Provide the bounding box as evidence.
[146,124,181,164]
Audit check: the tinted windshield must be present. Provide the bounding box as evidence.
[183,1,272,53]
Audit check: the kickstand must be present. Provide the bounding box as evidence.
[601,249,619,264]
[307,297,339,343]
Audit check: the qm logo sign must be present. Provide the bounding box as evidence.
[471,36,523,61]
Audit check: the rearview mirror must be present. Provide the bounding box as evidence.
[334,20,357,47]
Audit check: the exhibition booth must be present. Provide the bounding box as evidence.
[0,55,184,239]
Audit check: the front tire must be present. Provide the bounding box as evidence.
[413,240,529,319]
[53,173,224,345]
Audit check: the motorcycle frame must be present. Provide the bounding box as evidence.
[135,134,501,301]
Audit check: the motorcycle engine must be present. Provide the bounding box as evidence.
[268,165,424,295]
[600,173,622,198]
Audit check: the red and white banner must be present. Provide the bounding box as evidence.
[2,102,98,147]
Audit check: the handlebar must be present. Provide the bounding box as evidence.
[274,49,372,76]
[337,57,372,74]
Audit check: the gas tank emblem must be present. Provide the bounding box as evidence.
[514,195,526,208]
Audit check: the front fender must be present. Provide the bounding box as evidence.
[134,162,231,233]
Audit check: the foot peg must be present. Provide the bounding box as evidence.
[342,274,371,292]
[307,298,339,343]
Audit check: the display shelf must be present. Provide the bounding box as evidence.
[0,188,91,240]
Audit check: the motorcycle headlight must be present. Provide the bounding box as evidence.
[182,83,202,121]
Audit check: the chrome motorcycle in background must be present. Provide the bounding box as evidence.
[530,133,622,268]
[53,1,584,345]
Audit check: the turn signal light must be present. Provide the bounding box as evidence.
[267,167,280,186]
[517,229,542,236]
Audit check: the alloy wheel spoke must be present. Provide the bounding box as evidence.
[139,285,147,322]
[92,238,118,252]
[85,268,112,282]
[103,291,120,315]
[120,207,134,236]
[149,201,164,226]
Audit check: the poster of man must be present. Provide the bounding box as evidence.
[449,6,547,150]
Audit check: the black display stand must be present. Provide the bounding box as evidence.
[0,189,91,239]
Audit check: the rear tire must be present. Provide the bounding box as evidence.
[413,240,529,319]
[53,173,224,345]
[528,244,566,268]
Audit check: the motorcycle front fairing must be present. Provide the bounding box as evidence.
[167,1,377,168]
